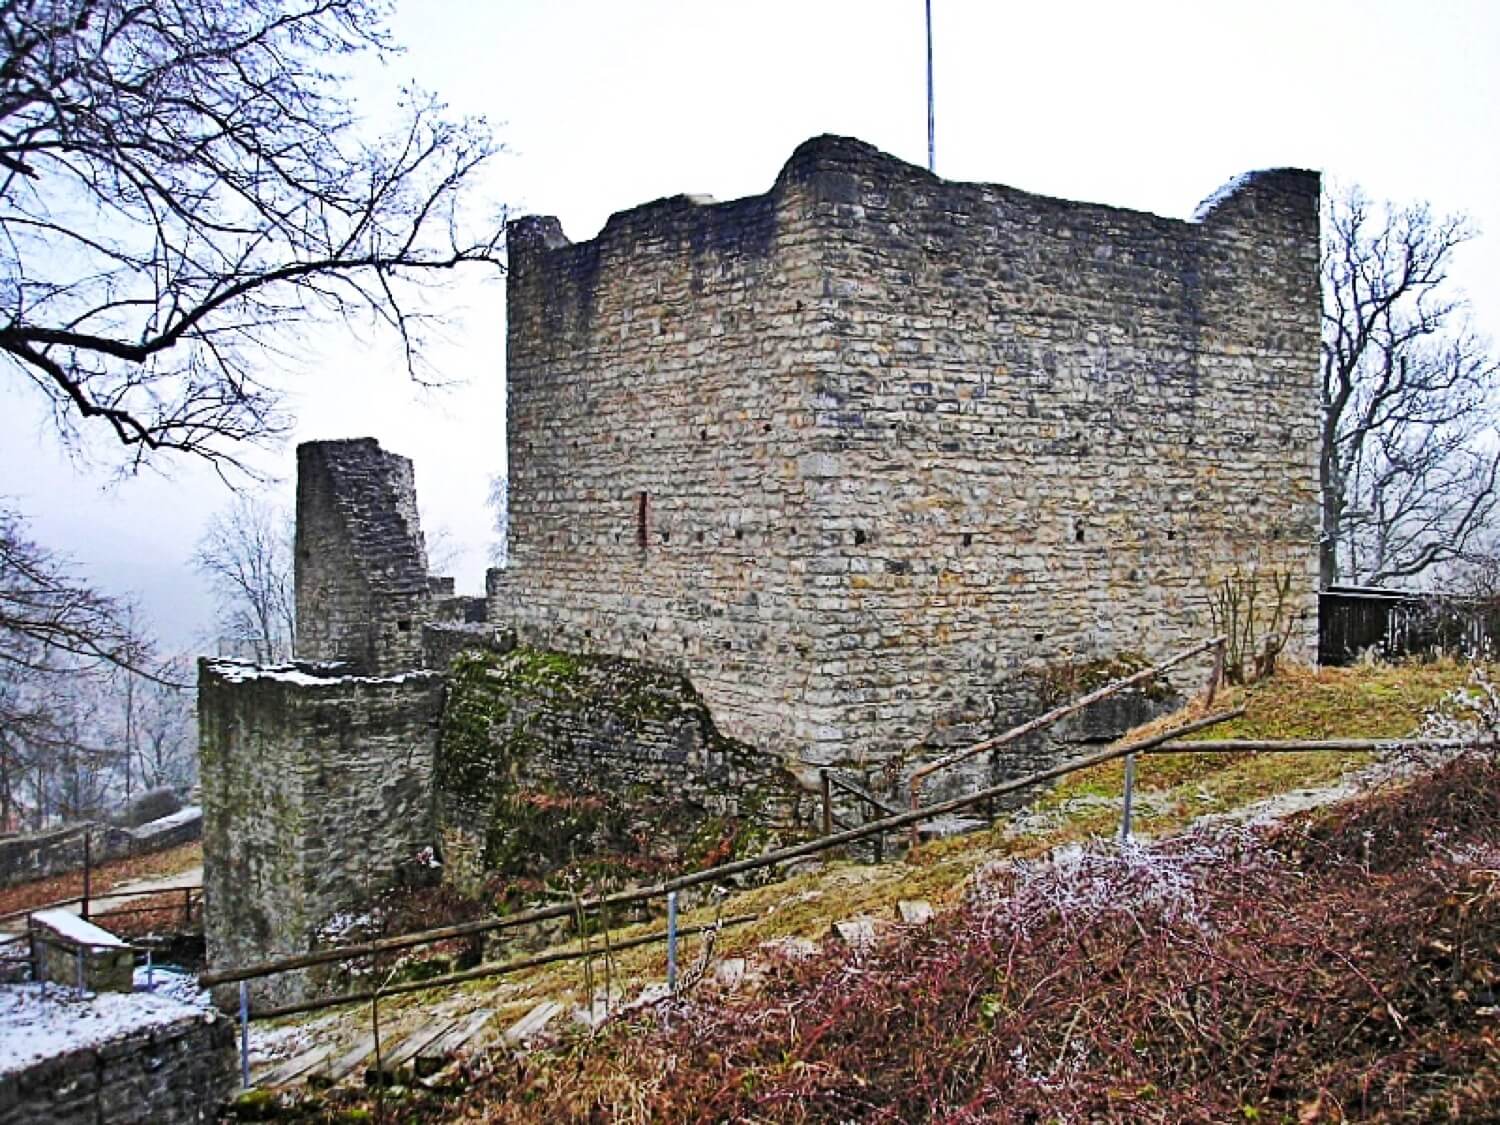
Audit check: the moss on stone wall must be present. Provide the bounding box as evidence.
[1033,652,1176,708]
[435,645,806,903]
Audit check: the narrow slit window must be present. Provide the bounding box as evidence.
[637,491,649,548]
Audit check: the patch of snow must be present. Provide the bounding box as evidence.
[135,805,202,831]
[246,1008,345,1068]
[1191,171,1260,222]
[31,909,127,948]
[1196,779,1364,828]
[0,982,210,1074]
[133,965,213,1010]
[205,659,439,688]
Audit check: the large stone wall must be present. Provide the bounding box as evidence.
[492,178,829,755]
[197,660,444,1006]
[295,438,432,676]
[493,135,1320,771]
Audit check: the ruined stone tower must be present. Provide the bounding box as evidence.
[493,135,1322,771]
[294,437,431,675]
[202,436,445,1004]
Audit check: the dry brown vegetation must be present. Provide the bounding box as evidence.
[0,840,201,919]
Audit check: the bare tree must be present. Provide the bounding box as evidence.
[0,503,156,827]
[487,472,509,567]
[0,0,506,470]
[133,659,196,792]
[1321,187,1500,587]
[195,495,294,662]
[422,519,461,577]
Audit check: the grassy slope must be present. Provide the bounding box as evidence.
[470,749,1500,1123]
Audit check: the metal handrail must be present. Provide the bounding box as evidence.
[0,884,202,926]
[820,769,905,861]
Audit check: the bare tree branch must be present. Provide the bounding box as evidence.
[195,492,294,661]
[0,501,164,827]
[0,0,507,470]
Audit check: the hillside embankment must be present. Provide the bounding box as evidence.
[234,660,1500,1123]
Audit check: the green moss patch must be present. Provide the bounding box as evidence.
[435,646,803,906]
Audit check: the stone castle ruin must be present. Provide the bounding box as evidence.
[200,136,1321,1001]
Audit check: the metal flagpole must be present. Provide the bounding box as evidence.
[925,0,935,173]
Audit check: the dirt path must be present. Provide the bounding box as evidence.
[81,865,203,917]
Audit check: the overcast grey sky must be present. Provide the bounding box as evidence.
[3,0,1498,650]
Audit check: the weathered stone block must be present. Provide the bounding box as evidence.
[30,910,133,993]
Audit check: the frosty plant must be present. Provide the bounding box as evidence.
[1420,664,1500,752]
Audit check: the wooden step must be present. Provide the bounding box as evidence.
[415,1009,495,1078]
[254,1044,333,1089]
[311,1033,377,1087]
[365,1019,456,1085]
[504,1000,562,1045]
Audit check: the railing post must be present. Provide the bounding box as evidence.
[239,981,251,1088]
[1206,637,1226,705]
[665,891,679,994]
[81,828,91,921]
[1120,754,1137,841]
[820,769,832,836]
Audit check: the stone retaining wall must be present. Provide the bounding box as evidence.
[0,1005,234,1125]
[0,809,203,891]
[197,660,444,1007]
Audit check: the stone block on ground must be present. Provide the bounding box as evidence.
[29,910,133,993]
[896,899,934,925]
[714,957,747,988]
[829,917,881,951]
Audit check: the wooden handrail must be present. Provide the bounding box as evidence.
[250,914,757,1022]
[906,636,1226,816]
[0,884,203,925]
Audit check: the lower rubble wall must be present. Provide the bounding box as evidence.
[197,660,445,1009]
[0,1010,235,1125]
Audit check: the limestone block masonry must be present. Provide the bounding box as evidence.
[492,134,1321,771]
[197,661,444,1007]
[295,438,432,676]
[0,1007,234,1125]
